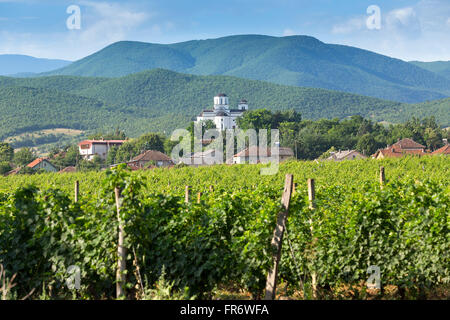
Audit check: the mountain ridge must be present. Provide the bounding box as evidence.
[0,54,71,76]
[43,34,450,103]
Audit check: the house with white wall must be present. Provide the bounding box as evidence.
[78,139,126,161]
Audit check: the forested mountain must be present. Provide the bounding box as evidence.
[410,61,450,80]
[0,54,71,76]
[44,35,450,103]
[0,69,448,150]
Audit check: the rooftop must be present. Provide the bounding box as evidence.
[392,138,425,149]
[78,139,126,146]
[131,150,173,162]
[432,144,450,155]
[27,157,49,168]
[234,146,294,157]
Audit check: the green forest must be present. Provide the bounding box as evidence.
[0,69,449,153]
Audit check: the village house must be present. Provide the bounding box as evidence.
[27,158,58,172]
[431,144,450,155]
[372,138,427,159]
[78,139,126,161]
[181,149,224,166]
[59,166,77,173]
[127,150,174,168]
[196,94,248,130]
[232,146,294,164]
[326,149,366,161]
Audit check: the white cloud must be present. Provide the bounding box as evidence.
[283,28,295,36]
[331,17,365,34]
[328,1,450,61]
[77,1,151,45]
[0,1,155,60]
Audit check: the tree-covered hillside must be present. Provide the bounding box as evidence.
[0,86,152,140]
[44,35,450,103]
[0,69,448,150]
[410,61,450,80]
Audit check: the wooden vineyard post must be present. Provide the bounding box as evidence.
[308,179,315,210]
[308,178,318,299]
[185,186,191,203]
[197,192,202,204]
[380,167,385,189]
[115,187,127,299]
[264,174,294,300]
[74,180,79,203]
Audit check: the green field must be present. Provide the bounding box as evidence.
[0,156,449,300]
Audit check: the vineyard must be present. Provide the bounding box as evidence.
[0,156,449,300]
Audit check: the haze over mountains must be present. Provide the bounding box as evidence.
[409,61,450,81]
[43,35,450,103]
[0,54,71,76]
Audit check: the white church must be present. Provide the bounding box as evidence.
[195,94,248,130]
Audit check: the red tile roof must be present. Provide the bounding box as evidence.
[234,146,294,157]
[373,147,426,158]
[432,144,450,155]
[78,140,126,146]
[392,138,425,149]
[131,150,173,162]
[27,158,47,168]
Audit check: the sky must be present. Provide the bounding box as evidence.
[0,0,449,62]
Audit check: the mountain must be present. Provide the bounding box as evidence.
[0,54,71,76]
[409,61,450,80]
[44,35,450,103]
[1,69,448,151]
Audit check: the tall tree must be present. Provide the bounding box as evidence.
[0,142,14,162]
[14,147,36,166]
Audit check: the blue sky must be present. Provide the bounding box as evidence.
[0,0,449,61]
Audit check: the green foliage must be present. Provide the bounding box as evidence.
[50,145,80,169]
[13,147,36,166]
[0,157,448,300]
[112,133,165,164]
[0,161,11,175]
[0,142,14,162]
[88,128,127,140]
[77,155,103,172]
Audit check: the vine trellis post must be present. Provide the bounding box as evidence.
[74,180,79,203]
[185,186,191,203]
[380,167,385,189]
[308,178,318,299]
[264,174,293,300]
[115,187,126,299]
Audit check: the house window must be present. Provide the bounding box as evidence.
[80,144,90,149]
